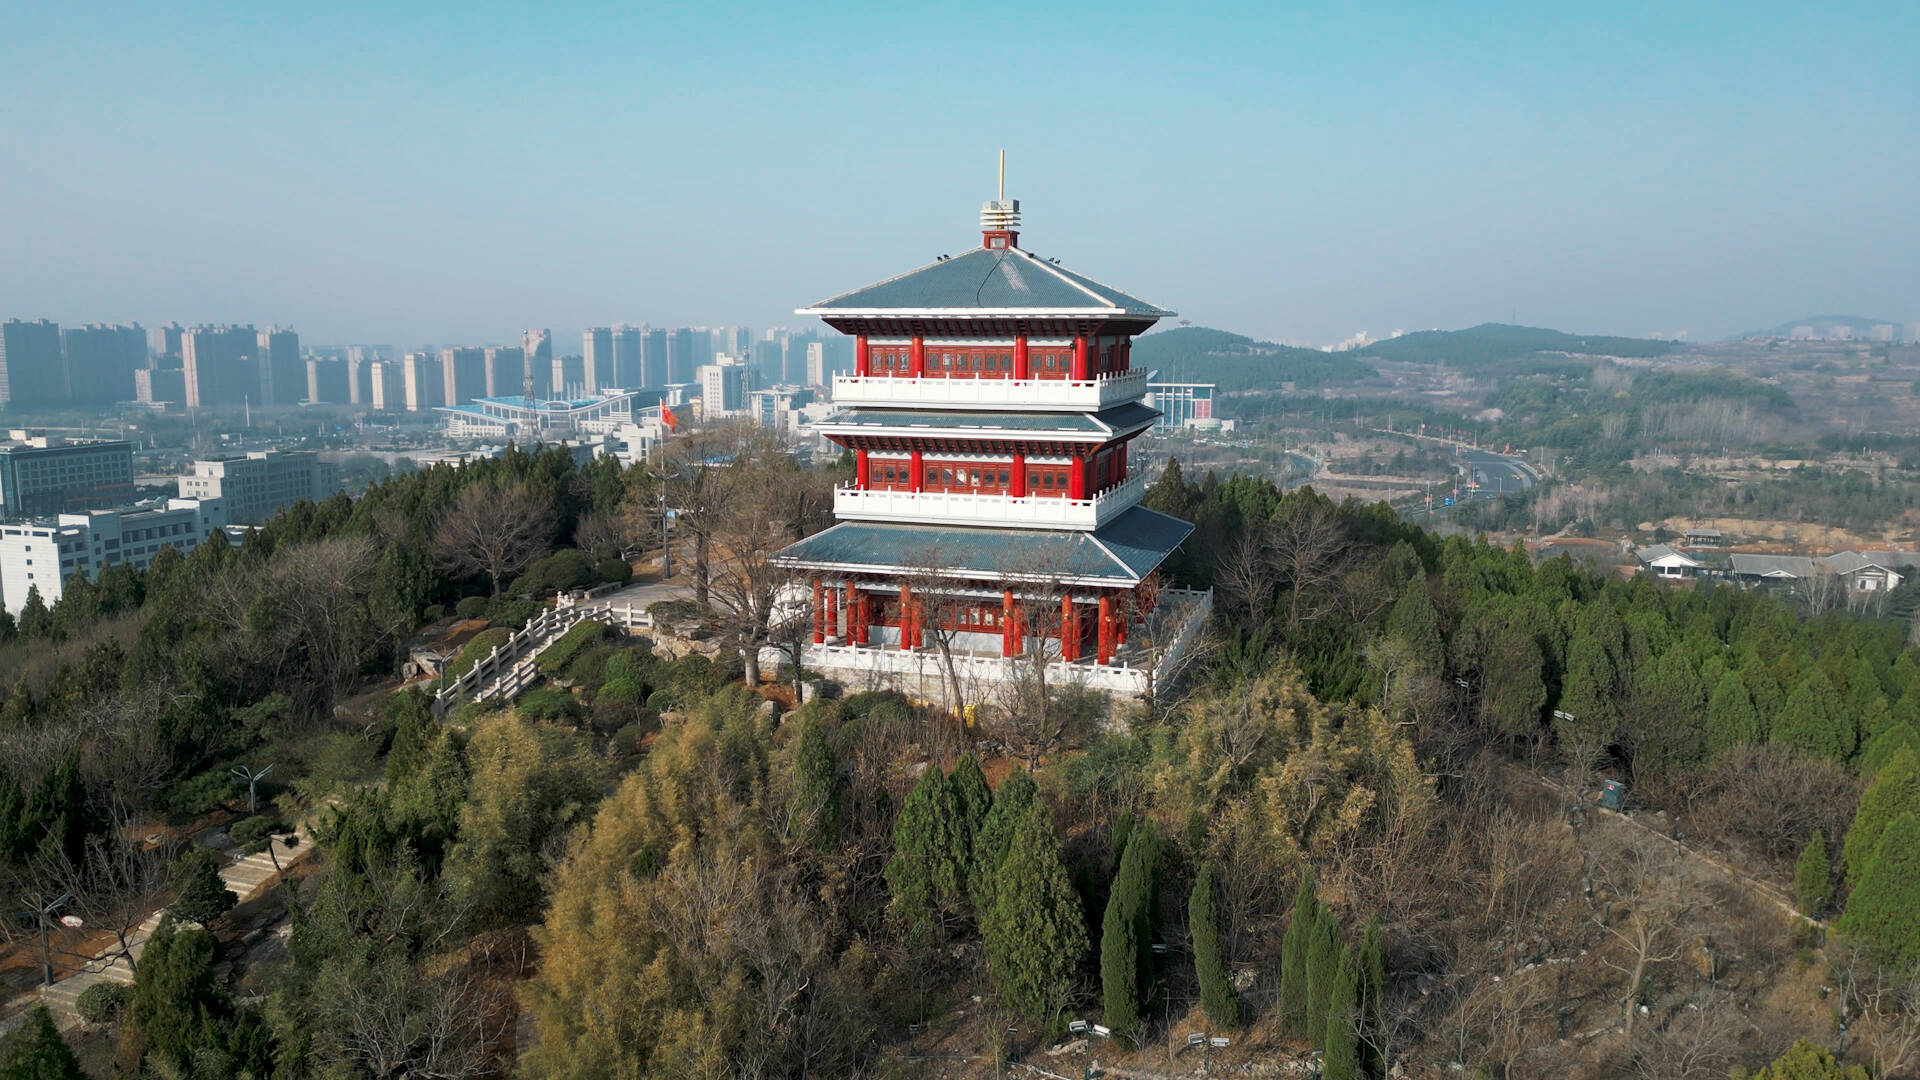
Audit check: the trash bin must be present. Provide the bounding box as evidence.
[1599,779,1627,811]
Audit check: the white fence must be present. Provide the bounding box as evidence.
[832,471,1146,531]
[830,368,1149,411]
[431,597,652,716]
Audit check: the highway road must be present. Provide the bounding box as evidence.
[1399,447,1537,519]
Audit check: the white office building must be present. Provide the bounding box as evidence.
[176,450,340,525]
[698,356,752,419]
[1,498,228,613]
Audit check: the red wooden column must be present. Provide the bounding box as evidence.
[898,585,913,651]
[1010,596,1024,655]
[1060,595,1079,661]
[1071,334,1089,380]
[855,449,870,488]
[1068,455,1086,500]
[845,583,860,644]
[855,335,871,376]
[854,589,871,645]
[1010,452,1027,497]
[1013,335,1030,379]
[811,578,824,644]
[1119,336,1130,372]
[909,449,925,492]
[1096,593,1114,666]
[1002,588,1016,658]
[909,335,926,378]
[824,583,839,639]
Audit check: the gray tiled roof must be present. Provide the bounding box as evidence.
[1636,544,1701,566]
[770,506,1192,587]
[799,247,1172,317]
[819,402,1160,439]
[1729,553,1819,578]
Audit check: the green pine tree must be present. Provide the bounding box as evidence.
[1772,670,1854,763]
[885,766,968,933]
[1836,812,1920,968]
[1704,670,1762,758]
[1101,824,1157,1047]
[169,846,237,927]
[1794,830,1831,917]
[16,588,52,641]
[1842,747,1920,878]
[1322,948,1360,1080]
[983,803,1089,1023]
[787,719,840,849]
[126,915,224,1073]
[970,770,1039,914]
[1189,864,1239,1030]
[1280,871,1318,1038]
[0,1005,87,1080]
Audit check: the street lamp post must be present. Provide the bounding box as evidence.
[17,893,73,987]
[231,763,275,815]
[1187,1032,1230,1075]
[1068,1019,1111,1080]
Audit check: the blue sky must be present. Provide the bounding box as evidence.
[3,1,1915,347]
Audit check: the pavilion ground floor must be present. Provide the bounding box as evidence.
[767,578,1212,708]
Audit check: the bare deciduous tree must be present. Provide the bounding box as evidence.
[432,480,555,595]
[1587,839,1687,1041]
[1268,500,1356,629]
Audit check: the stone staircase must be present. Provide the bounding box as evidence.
[2,828,312,1036]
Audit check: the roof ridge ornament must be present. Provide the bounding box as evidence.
[981,149,1020,249]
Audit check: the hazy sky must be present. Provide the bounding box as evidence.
[4,1,1916,349]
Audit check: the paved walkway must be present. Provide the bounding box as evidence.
[1,827,314,1036]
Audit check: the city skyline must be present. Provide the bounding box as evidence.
[3,3,1916,346]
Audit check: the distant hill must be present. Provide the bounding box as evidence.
[1734,315,1907,340]
[1357,323,1678,371]
[1130,327,1375,392]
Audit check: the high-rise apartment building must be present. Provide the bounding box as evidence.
[369,360,405,411]
[177,450,339,524]
[61,324,146,402]
[403,352,444,412]
[135,368,186,405]
[149,323,185,364]
[666,328,704,384]
[523,329,552,398]
[582,327,612,393]
[258,328,301,405]
[805,341,826,388]
[307,358,350,404]
[640,327,668,388]
[0,319,66,407]
[612,325,642,388]
[182,324,260,408]
[484,345,525,397]
[439,346,487,406]
[0,435,137,517]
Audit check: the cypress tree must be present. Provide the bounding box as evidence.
[1836,812,1920,967]
[1305,907,1341,1047]
[1704,669,1761,758]
[1279,871,1318,1038]
[1795,830,1831,917]
[1385,577,1444,676]
[169,847,238,927]
[787,719,840,849]
[1842,746,1920,878]
[950,752,992,849]
[885,767,967,933]
[1189,864,1239,1029]
[983,803,1089,1022]
[1100,823,1156,1048]
[971,770,1038,913]
[1860,720,1920,780]
[1772,670,1853,763]
[126,915,223,1073]
[1321,948,1360,1080]
[0,1005,87,1080]
[1109,809,1135,873]
[1359,916,1386,1074]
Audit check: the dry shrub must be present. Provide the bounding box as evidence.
[1651,744,1860,874]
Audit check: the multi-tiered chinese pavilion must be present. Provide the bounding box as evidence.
[771,192,1201,702]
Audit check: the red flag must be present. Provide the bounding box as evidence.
[660,405,678,430]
